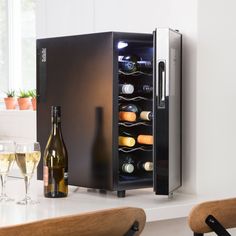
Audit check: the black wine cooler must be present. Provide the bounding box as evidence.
[37,29,182,197]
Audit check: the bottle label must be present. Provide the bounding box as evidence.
[43,166,49,186]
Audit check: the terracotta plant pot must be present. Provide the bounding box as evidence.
[18,98,31,110]
[31,98,37,111]
[4,97,17,110]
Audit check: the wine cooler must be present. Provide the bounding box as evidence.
[37,28,182,197]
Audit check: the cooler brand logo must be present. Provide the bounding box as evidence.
[41,48,47,62]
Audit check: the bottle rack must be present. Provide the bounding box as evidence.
[119,146,152,153]
[118,51,153,187]
[118,96,152,102]
[118,121,151,127]
[119,70,152,77]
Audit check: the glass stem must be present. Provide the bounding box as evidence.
[24,176,30,200]
[1,174,7,197]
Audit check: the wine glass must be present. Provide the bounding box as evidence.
[0,140,15,202]
[15,142,41,205]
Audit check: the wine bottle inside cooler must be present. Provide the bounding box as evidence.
[119,103,140,122]
[118,133,136,147]
[119,84,134,95]
[140,111,153,121]
[137,85,153,94]
[119,55,152,73]
[137,161,153,172]
[119,103,153,122]
[119,83,153,96]
[120,156,135,174]
[119,155,135,174]
[120,156,153,175]
[119,132,153,146]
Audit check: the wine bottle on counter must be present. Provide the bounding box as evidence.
[137,161,153,172]
[120,155,135,174]
[119,84,134,94]
[43,106,68,198]
[119,55,152,73]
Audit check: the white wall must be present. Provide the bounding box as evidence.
[0,110,36,142]
[36,0,198,195]
[36,0,94,37]
[196,0,236,194]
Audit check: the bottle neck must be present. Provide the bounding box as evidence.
[51,116,62,136]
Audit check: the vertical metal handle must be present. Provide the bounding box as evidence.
[158,61,166,108]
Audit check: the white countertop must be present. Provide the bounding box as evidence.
[1,178,234,227]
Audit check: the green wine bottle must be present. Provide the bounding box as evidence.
[43,106,68,198]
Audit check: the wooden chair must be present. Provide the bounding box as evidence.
[188,198,236,236]
[0,207,146,236]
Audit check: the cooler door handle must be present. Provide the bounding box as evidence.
[158,61,166,108]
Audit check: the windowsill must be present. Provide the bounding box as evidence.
[0,109,36,113]
[0,101,36,112]
[0,96,34,112]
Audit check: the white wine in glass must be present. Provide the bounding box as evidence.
[15,142,41,205]
[0,141,15,202]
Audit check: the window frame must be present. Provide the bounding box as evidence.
[8,0,23,92]
[0,0,35,101]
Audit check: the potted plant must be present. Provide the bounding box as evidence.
[29,89,37,111]
[18,90,31,110]
[4,90,17,110]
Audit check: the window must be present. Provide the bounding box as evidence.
[0,0,8,95]
[0,0,36,97]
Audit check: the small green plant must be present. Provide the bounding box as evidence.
[5,90,15,97]
[18,90,30,98]
[28,89,37,98]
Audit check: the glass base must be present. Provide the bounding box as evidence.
[17,196,39,205]
[0,194,14,202]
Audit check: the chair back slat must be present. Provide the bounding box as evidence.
[188,198,236,234]
[0,207,146,236]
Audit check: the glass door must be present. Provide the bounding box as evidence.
[153,28,182,195]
